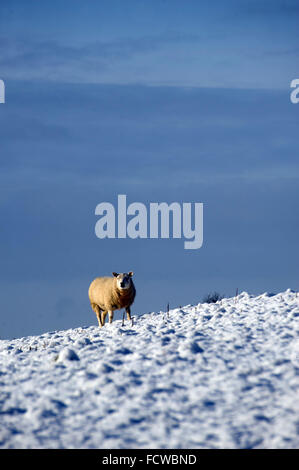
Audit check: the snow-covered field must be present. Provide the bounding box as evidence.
[1,290,299,449]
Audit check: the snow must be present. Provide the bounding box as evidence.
[0,289,299,449]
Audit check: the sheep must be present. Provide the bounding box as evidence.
[88,272,136,327]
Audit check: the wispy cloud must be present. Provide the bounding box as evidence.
[0,32,203,82]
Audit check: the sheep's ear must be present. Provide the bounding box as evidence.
[128,271,134,277]
[112,272,119,277]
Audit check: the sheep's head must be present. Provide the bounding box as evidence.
[112,272,134,290]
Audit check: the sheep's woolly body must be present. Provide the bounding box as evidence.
[89,276,136,311]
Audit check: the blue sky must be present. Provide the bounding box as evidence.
[0,1,298,338]
[1,0,299,88]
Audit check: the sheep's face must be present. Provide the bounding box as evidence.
[112,272,134,290]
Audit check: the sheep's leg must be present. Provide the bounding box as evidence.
[126,306,132,321]
[93,304,103,327]
[108,310,114,324]
[101,310,108,326]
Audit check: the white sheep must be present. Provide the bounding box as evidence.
[88,272,136,327]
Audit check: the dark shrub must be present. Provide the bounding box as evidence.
[202,292,224,304]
